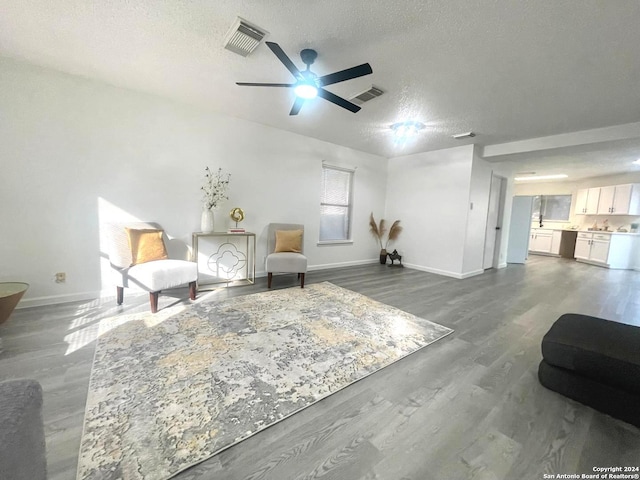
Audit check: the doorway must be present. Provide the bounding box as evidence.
[483,174,507,269]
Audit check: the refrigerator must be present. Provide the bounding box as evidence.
[506,196,534,264]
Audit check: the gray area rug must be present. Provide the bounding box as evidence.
[77,282,453,480]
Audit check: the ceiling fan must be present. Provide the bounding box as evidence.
[236,41,373,116]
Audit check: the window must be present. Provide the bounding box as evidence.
[319,165,354,242]
[531,195,572,222]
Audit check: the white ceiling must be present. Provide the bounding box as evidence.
[1,1,639,179]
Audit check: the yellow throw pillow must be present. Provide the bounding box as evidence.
[274,229,303,253]
[126,228,168,265]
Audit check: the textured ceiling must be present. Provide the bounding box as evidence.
[1,0,639,179]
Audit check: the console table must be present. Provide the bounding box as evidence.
[192,232,256,290]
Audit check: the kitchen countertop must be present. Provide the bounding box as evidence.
[576,230,640,236]
[532,227,640,235]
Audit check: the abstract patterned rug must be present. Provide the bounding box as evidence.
[77,282,453,480]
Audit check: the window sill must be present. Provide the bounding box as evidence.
[317,240,353,246]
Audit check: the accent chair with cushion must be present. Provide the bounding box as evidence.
[266,223,307,288]
[106,222,198,313]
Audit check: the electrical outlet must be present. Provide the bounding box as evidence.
[55,272,66,283]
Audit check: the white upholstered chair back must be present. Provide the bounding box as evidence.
[105,222,189,268]
[265,223,307,288]
[267,223,305,255]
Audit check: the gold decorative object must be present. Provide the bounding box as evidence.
[230,207,245,228]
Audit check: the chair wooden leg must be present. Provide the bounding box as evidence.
[149,292,159,314]
[300,273,305,288]
[189,281,197,300]
[116,286,124,305]
[267,273,273,289]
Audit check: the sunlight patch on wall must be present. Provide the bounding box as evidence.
[98,196,142,294]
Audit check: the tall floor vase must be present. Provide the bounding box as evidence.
[200,208,214,233]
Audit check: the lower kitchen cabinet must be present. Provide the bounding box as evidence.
[529,229,562,256]
[574,232,637,269]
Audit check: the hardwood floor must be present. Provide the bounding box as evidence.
[1,256,639,479]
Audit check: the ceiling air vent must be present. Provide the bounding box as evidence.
[350,85,384,105]
[223,17,268,57]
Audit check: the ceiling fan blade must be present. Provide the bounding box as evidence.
[318,63,373,87]
[265,41,303,80]
[317,88,361,113]
[289,97,305,116]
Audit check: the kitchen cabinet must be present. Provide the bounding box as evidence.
[574,189,588,215]
[575,232,610,263]
[574,234,591,260]
[529,229,562,255]
[575,188,601,215]
[574,232,637,269]
[596,184,640,215]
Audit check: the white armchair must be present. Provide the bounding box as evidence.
[265,223,308,288]
[106,222,197,313]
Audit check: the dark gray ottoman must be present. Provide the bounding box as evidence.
[0,379,47,480]
[538,313,640,427]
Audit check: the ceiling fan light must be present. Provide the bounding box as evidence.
[514,174,568,181]
[294,84,318,99]
[391,121,425,139]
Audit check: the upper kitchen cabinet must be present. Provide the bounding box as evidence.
[596,184,640,215]
[575,183,640,215]
[575,187,600,215]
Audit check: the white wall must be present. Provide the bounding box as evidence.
[461,148,493,276]
[384,145,515,278]
[385,145,475,278]
[0,57,387,306]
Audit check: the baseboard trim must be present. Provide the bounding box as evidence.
[460,269,484,279]
[17,290,102,309]
[18,258,446,307]
[403,263,464,279]
[256,259,380,278]
[308,259,379,271]
[498,262,508,269]
[402,264,485,280]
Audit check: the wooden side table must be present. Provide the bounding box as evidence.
[0,282,29,326]
[0,282,29,353]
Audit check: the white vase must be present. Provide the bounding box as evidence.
[200,208,214,233]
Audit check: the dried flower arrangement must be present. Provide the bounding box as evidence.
[369,212,402,263]
[201,167,230,210]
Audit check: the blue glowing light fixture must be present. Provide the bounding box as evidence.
[391,121,425,139]
[294,83,318,99]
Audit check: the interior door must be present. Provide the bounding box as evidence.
[483,175,503,269]
[507,196,534,264]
